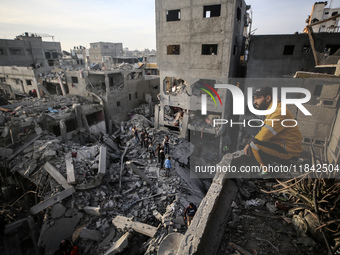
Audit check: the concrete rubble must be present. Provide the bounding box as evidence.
[0,97,205,254]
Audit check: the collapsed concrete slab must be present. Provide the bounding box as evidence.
[112,215,158,237]
[66,157,76,184]
[30,187,75,215]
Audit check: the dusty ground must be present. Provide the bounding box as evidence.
[217,179,328,255]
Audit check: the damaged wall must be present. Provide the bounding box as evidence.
[246,33,340,78]
[0,35,62,67]
[0,66,45,95]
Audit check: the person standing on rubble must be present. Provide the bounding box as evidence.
[133,127,139,144]
[163,135,170,155]
[183,203,197,227]
[243,86,303,172]
[159,146,165,169]
[149,142,156,159]
[164,156,172,177]
[144,133,150,148]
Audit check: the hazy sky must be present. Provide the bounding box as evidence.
[0,0,339,51]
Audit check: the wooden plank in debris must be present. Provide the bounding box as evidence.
[66,157,76,184]
[8,135,41,161]
[44,162,71,189]
[30,187,75,214]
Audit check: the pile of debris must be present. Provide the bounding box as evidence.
[0,99,205,254]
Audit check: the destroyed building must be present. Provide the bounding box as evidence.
[154,0,251,147]
[88,42,124,67]
[0,33,62,68]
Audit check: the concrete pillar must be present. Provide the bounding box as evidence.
[154,105,160,129]
[98,146,107,175]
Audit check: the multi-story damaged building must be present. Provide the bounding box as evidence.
[304,1,340,33]
[155,0,250,141]
[88,42,123,66]
[0,33,62,68]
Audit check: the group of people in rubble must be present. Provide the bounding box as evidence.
[132,126,172,177]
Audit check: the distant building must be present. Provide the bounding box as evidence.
[0,33,62,68]
[304,1,340,33]
[88,42,123,66]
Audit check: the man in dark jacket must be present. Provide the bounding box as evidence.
[183,203,197,227]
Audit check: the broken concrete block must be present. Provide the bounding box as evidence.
[30,187,75,215]
[98,146,107,175]
[103,232,130,255]
[83,206,101,216]
[112,216,157,237]
[80,228,102,241]
[43,162,71,190]
[66,157,76,184]
[51,204,66,218]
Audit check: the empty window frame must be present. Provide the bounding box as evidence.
[204,5,221,18]
[283,45,295,55]
[237,7,241,22]
[26,80,32,86]
[135,92,138,98]
[117,101,120,106]
[332,11,339,16]
[45,52,51,59]
[52,51,58,59]
[129,94,132,100]
[71,77,78,83]
[202,44,218,55]
[166,9,180,22]
[167,45,180,55]
[0,49,3,55]
[313,85,323,97]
